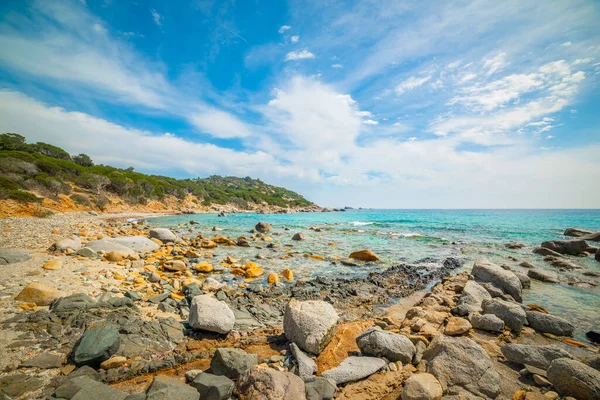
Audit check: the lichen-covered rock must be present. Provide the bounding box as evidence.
[356,327,415,363]
[284,300,339,355]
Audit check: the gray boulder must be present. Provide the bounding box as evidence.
[292,233,305,241]
[54,375,127,400]
[501,343,572,369]
[470,313,504,333]
[541,239,590,255]
[305,377,336,400]
[75,247,99,258]
[401,373,443,400]
[112,236,159,252]
[533,247,564,257]
[356,327,415,363]
[190,373,234,400]
[145,375,199,400]
[472,259,523,302]
[188,295,235,334]
[513,271,531,289]
[452,280,492,316]
[526,310,574,336]
[236,365,305,399]
[284,300,339,355]
[255,222,271,233]
[149,228,177,243]
[527,269,559,283]
[564,228,594,237]
[481,298,527,335]
[321,356,386,385]
[547,358,600,400]
[85,239,136,256]
[72,321,120,367]
[290,342,318,381]
[424,335,500,399]
[51,235,82,252]
[209,348,257,379]
[0,248,30,265]
[21,352,63,369]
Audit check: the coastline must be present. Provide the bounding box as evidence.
[0,211,598,399]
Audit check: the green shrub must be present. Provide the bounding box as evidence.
[72,153,94,167]
[92,194,110,210]
[0,189,42,203]
[32,142,71,160]
[70,193,91,206]
[0,176,22,190]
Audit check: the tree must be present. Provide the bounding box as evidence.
[72,153,94,167]
[0,133,29,151]
[32,142,71,160]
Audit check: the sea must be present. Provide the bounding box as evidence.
[147,209,600,342]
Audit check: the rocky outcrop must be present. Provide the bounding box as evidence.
[236,365,305,400]
[564,227,594,237]
[481,298,527,334]
[209,348,258,379]
[547,358,600,400]
[526,310,574,336]
[424,335,500,398]
[321,356,386,385]
[501,344,572,369]
[356,327,415,363]
[452,280,491,316]
[471,259,523,302]
[541,239,590,255]
[188,295,235,334]
[149,228,177,243]
[284,300,339,355]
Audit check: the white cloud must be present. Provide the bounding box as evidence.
[150,9,163,27]
[408,137,417,141]
[285,49,315,61]
[278,25,291,34]
[395,75,431,94]
[362,119,379,125]
[573,58,593,65]
[447,60,461,69]
[188,108,252,138]
[458,73,477,83]
[561,41,572,47]
[290,35,299,43]
[92,23,106,33]
[483,52,507,76]
[332,63,343,69]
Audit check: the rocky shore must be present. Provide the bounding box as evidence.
[0,212,599,399]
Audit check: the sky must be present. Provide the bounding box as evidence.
[0,0,599,208]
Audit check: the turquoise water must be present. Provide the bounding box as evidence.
[148,209,600,341]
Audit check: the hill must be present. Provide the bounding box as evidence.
[0,133,316,216]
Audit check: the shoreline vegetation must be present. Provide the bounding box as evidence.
[0,211,598,399]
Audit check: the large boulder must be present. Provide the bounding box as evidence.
[541,239,590,256]
[111,236,159,252]
[525,310,574,336]
[292,233,305,241]
[564,227,594,237]
[481,298,527,335]
[190,373,234,400]
[527,269,559,283]
[236,365,305,400]
[72,321,120,367]
[471,259,523,302]
[500,344,572,369]
[284,300,339,355]
[85,239,136,256]
[50,235,82,252]
[53,375,127,400]
[356,327,415,363]
[290,342,317,382]
[15,283,64,306]
[349,249,380,262]
[401,373,443,400]
[470,314,504,333]
[452,280,491,316]
[188,295,235,334]
[209,348,257,379]
[145,375,199,400]
[305,377,336,400]
[0,248,30,265]
[149,228,177,243]
[255,222,271,233]
[424,335,500,399]
[321,356,386,385]
[547,358,600,400]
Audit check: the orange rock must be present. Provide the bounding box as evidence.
[316,321,373,374]
[15,283,64,306]
[164,260,187,272]
[185,249,201,258]
[328,242,337,246]
[281,268,293,281]
[309,255,325,260]
[512,390,526,400]
[51,229,60,234]
[245,266,264,278]
[349,249,380,262]
[245,261,259,270]
[105,251,124,262]
[65,248,75,255]
[170,293,184,301]
[134,277,146,284]
[201,240,217,249]
[113,274,126,280]
[43,259,63,270]
[195,261,213,273]
[563,338,589,348]
[231,268,246,276]
[19,302,38,311]
[527,304,548,313]
[267,273,280,285]
[100,356,126,370]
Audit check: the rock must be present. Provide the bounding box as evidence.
[401,373,443,400]
[282,268,294,281]
[533,247,564,257]
[292,233,305,241]
[0,248,30,265]
[349,249,380,262]
[547,358,600,400]
[188,295,235,334]
[305,377,336,400]
[51,235,83,252]
[501,344,573,369]
[165,259,187,271]
[202,278,224,291]
[75,247,99,258]
[105,250,125,262]
[190,372,234,400]
[472,259,523,302]
[505,242,526,249]
[72,321,120,367]
[452,280,491,316]
[195,261,213,273]
[210,348,258,379]
[21,352,63,369]
[54,375,127,400]
[444,317,471,336]
[527,269,559,283]
[112,236,160,252]
[356,327,415,363]
[513,271,531,289]
[481,298,527,335]
[268,272,280,285]
[100,356,127,370]
[541,239,590,256]
[321,356,386,385]
[85,239,136,256]
[236,365,305,399]
[586,354,600,370]
[526,311,574,336]
[43,259,63,270]
[413,340,427,365]
[145,375,199,400]
[470,313,504,332]
[284,300,339,355]
[424,335,500,398]
[125,291,142,301]
[290,342,318,381]
[564,228,594,237]
[245,264,264,278]
[0,373,43,397]
[255,222,272,233]
[596,248,600,262]
[15,283,64,306]
[533,374,552,387]
[586,331,600,344]
[149,228,177,243]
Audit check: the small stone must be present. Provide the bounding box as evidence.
[190,372,234,400]
[267,272,280,285]
[164,260,187,272]
[100,356,127,370]
[188,295,235,334]
[149,228,177,243]
[533,374,551,387]
[290,342,317,381]
[321,356,386,385]
[281,268,293,281]
[444,317,471,336]
[209,348,258,379]
[21,353,63,369]
[349,249,380,262]
[105,250,125,262]
[43,259,63,270]
[195,261,213,273]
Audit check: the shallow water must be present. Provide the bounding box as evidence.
[148,209,600,342]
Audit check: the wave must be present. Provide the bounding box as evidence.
[391,232,424,238]
[350,221,375,226]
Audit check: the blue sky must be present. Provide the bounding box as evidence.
[0,0,599,208]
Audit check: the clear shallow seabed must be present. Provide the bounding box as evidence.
[148,209,600,342]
